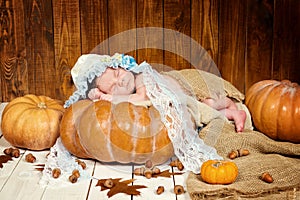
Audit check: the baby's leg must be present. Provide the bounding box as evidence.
[219,109,246,132]
[202,97,237,111]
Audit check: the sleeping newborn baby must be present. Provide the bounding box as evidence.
[88,67,246,132]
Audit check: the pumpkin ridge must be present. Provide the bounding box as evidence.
[260,84,281,137]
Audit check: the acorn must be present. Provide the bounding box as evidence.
[3,147,13,155]
[76,159,87,170]
[174,185,185,195]
[104,178,114,188]
[69,174,78,183]
[156,186,164,195]
[134,167,145,176]
[228,149,250,159]
[11,148,20,158]
[72,169,80,178]
[144,168,152,179]
[145,160,153,168]
[25,153,36,163]
[260,172,274,183]
[52,168,61,179]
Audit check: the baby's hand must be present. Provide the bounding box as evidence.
[99,94,112,101]
[88,88,102,100]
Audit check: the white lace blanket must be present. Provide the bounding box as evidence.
[41,53,223,186]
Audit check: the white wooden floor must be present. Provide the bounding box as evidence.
[0,103,191,200]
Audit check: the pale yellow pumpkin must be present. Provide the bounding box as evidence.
[245,80,300,143]
[60,100,174,165]
[1,94,65,150]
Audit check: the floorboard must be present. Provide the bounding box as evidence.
[0,103,188,199]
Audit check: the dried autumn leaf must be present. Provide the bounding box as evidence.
[152,169,183,178]
[0,155,13,168]
[96,178,147,197]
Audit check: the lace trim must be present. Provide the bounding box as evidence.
[39,138,91,187]
[141,64,223,173]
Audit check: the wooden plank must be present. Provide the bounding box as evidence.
[191,0,219,75]
[136,0,164,71]
[80,0,109,55]
[218,0,246,93]
[164,0,191,71]
[107,0,137,58]
[171,157,190,200]
[42,159,95,200]
[0,137,24,190]
[88,162,133,200]
[273,0,300,83]
[132,160,177,200]
[0,0,28,102]
[23,0,56,98]
[52,0,81,101]
[0,145,46,200]
[245,0,274,91]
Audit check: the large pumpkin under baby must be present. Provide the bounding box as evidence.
[60,99,174,165]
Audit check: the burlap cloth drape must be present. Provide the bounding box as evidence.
[162,69,300,199]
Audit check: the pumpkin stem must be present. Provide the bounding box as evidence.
[212,161,222,168]
[37,102,47,109]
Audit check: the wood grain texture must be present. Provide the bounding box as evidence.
[245,0,274,91]
[80,0,109,55]
[273,0,300,82]
[218,0,246,93]
[0,0,28,102]
[52,0,81,101]
[23,0,55,98]
[164,0,191,70]
[191,0,219,75]
[136,0,164,71]
[1,0,299,102]
[107,0,137,58]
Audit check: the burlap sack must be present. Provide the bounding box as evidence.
[161,69,253,131]
[187,119,300,200]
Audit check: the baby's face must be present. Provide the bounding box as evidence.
[96,67,135,95]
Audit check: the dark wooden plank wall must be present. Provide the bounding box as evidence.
[0,0,299,102]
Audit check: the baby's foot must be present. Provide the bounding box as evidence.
[233,110,247,132]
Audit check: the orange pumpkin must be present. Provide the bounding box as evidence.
[60,100,174,165]
[1,94,65,150]
[245,80,300,143]
[200,160,238,184]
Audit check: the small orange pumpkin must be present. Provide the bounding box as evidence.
[245,80,300,143]
[1,94,65,150]
[60,100,174,165]
[200,160,238,184]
